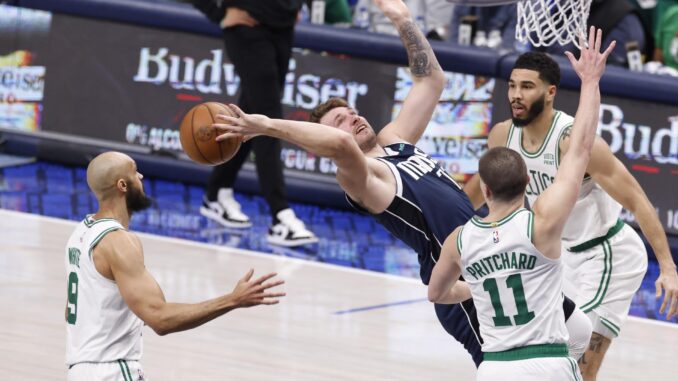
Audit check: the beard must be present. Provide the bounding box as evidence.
[357,128,378,152]
[126,181,153,214]
[512,94,546,127]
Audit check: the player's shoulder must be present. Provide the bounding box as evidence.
[487,119,512,147]
[97,229,142,258]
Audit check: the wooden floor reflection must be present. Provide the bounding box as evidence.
[1,210,675,380]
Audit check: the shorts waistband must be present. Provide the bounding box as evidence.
[483,343,568,361]
[568,219,624,253]
[68,359,138,370]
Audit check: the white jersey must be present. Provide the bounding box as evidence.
[506,110,622,248]
[65,215,143,366]
[458,208,568,353]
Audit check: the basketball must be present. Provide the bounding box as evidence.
[179,102,242,165]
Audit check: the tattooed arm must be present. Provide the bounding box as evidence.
[373,0,445,146]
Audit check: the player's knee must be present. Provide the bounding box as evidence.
[566,308,592,360]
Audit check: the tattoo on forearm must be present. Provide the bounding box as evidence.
[397,21,440,77]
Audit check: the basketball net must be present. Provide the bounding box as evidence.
[515,0,593,49]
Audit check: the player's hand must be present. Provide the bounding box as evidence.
[213,104,269,143]
[564,26,616,83]
[656,269,678,320]
[374,0,412,23]
[230,269,285,308]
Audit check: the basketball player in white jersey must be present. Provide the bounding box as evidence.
[65,151,285,380]
[464,34,678,381]
[428,27,614,380]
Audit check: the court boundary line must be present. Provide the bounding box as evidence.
[4,209,677,329]
[0,209,422,285]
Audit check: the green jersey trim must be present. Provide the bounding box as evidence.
[456,226,464,256]
[506,123,516,147]
[470,208,528,229]
[600,316,621,337]
[83,214,117,228]
[117,360,132,381]
[527,211,534,243]
[555,122,573,168]
[568,219,624,253]
[568,357,582,381]
[88,227,123,259]
[483,343,568,361]
[518,111,561,158]
[580,240,614,313]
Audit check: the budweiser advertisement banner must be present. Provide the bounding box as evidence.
[0,5,675,234]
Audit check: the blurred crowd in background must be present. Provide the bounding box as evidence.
[299,0,678,76]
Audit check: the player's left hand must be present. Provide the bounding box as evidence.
[656,269,678,320]
[564,26,616,83]
[213,104,268,142]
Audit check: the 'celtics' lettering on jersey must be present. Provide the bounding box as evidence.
[526,169,555,196]
[458,209,568,353]
[506,110,623,247]
[465,252,537,280]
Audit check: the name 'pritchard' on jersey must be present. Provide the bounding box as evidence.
[346,143,475,284]
[458,209,568,353]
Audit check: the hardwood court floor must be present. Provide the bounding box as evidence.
[1,209,676,380]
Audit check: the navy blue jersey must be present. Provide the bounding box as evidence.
[347,143,482,365]
[346,143,574,367]
[347,143,475,284]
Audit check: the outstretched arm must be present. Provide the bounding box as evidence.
[213,105,393,212]
[374,0,445,146]
[532,27,615,258]
[99,230,285,335]
[428,227,471,304]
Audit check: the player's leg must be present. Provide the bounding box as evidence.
[434,300,484,367]
[478,357,581,381]
[565,225,647,381]
[578,331,612,381]
[564,302,592,360]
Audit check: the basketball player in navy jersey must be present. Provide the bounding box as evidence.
[212,0,591,367]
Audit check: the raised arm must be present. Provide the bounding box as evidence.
[428,227,472,304]
[98,230,284,335]
[373,0,445,146]
[531,27,615,258]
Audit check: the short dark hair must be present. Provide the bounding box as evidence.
[512,52,561,86]
[309,97,349,123]
[479,147,529,202]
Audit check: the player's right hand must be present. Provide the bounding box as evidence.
[230,269,286,308]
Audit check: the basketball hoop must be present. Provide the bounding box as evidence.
[516,0,592,49]
[447,0,593,49]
